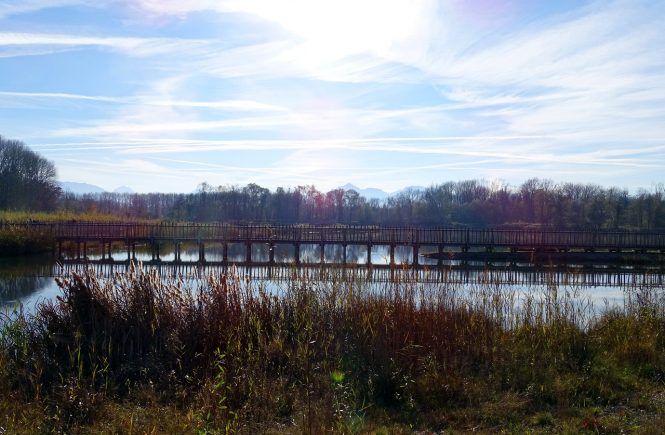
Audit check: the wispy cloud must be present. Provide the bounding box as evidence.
[0,90,123,102]
[0,91,287,111]
[0,0,85,19]
[32,136,662,169]
[0,32,210,57]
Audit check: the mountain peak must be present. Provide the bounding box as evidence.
[338,183,389,200]
[59,181,105,194]
[113,186,134,193]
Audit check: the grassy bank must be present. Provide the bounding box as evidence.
[1,266,665,433]
[0,224,55,256]
[0,211,157,223]
[0,211,157,257]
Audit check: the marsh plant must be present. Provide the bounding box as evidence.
[1,263,665,433]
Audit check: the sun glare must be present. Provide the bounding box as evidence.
[230,0,423,58]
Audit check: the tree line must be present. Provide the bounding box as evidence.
[3,135,665,230]
[59,179,665,230]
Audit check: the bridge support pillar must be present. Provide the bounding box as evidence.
[198,242,205,263]
[174,242,181,263]
[390,244,395,266]
[320,243,325,264]
[342,244,347,265]
[269,243,275,265]
[367,244,372,265]
[82,242,87,261]
[76,241,81,260]
[126,241,131,262]
[223,243,228,263]
[246,242,252,263]
[413,244,419,266]
[438,245,443,268]
[294,243,300,265]
[57,240,63,260]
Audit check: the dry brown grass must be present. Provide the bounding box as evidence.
[2,264,665,433]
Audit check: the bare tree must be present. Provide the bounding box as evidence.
[0,135,60,211]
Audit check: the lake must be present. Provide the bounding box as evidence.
[2,243,664,318]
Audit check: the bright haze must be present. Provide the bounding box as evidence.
[0,0,663,193]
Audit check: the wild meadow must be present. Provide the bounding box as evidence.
[1,264,665,433]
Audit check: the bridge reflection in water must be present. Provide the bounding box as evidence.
[53,261,665,288]
[3,256,665,313]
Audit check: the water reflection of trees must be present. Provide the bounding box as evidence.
[0,257,53,304]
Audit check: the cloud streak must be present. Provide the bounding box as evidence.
[0,0,85,18]
[31,136,663,169]
[0,32,210,57]
[0,91,287,112]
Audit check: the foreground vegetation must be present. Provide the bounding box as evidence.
[2,266,665,433]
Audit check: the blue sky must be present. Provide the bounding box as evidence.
[1,0,664,193]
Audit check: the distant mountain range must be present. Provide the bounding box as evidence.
[59,181,134,195]
[58,181,423,199]
[339,183,390,200]
[113,186,133,193]
[339,183,425,200]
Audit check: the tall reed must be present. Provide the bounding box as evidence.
[2,264,665,432]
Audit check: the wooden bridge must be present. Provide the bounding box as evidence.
[8,222,665,267]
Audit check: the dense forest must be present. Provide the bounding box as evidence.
[59,179,665,230]
[3,136,665,230]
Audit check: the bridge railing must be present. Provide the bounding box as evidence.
[4,221,665,251]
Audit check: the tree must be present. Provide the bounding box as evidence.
[0,135,61,211]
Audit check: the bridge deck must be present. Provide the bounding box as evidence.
[8,222,665,251]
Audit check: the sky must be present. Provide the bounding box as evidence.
[0,0,664,193]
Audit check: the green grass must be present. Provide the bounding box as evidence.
[2,265,665,433]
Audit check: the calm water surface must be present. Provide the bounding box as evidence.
[2,244,663,316]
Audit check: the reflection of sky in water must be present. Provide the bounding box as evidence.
[58,243,425,265]
[1,250,663,318]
